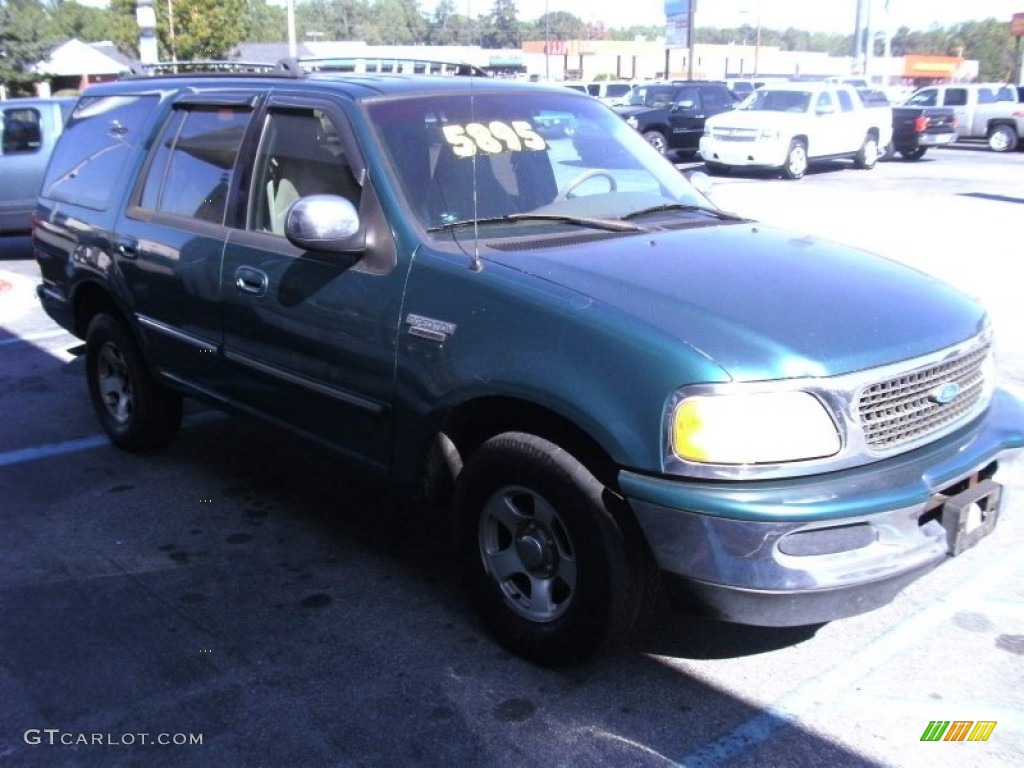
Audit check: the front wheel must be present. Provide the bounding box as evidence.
[86,313,183,452]
[781,139,808,180]
[987,125,1017,153]
[642,130,669,155]
[456,432,642,666]
[854,133,879,169]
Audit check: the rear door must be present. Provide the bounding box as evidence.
[116,92,260,392]
[219,96,404,473]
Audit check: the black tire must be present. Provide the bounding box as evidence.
[878,141,895,162]
[900,147,927,161]
[642,129,669,155]
[987,124,1017,153]
[704,161,730,175]
[455,432,642,666]
[85,313,183,452]
[853,133,879,169]
[781,139,808,180]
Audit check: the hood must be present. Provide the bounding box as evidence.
[614,105,662,120]
[484,223,986,382]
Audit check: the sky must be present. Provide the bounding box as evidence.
[496,0,1024,34]
[73,0,1024,36]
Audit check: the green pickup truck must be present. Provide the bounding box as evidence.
[32,62,1024,665]
[1,97,74,232]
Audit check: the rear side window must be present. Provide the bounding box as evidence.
[42,95,158,210]
[1,107,42,154]
[138,106,252,223]
[943,89,967,107]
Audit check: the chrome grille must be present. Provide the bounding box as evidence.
[857,342,990,450]
[711,127,757,142]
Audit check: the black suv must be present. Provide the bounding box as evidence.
[614,81,739,154]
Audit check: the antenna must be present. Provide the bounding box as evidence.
[468,0,483,272]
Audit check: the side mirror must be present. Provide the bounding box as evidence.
[285,195,363,253]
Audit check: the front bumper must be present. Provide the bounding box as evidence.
[699,136,788,168]
[622,389,1024,626]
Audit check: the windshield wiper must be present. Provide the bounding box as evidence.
[621,204,745,222]
[427,213,643,234]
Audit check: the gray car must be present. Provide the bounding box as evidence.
[0,97,74,233]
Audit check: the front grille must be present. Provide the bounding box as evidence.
[857,342,990,450]
[712,127,757,142]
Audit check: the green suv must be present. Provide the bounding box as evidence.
[33,60,1024,665]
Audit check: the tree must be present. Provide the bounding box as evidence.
[1,0,57,94]
[247,0,288,43]
[479,0,520,49]
[428,0,481,45]
[361,0,427,45]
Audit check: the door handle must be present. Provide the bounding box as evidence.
[234,266,268,296]
[115,236,138,259]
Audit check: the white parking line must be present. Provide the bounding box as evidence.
[0,329,74,346]
[0,413,225,468]
[679,548,1024,766]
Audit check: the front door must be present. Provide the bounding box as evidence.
[219,101,406,473]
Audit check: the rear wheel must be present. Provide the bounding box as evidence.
[781,139,808,180]
[456,432,642,666]
[987,125,1017,153]
[85,313,183,452]
[900,147,927,161]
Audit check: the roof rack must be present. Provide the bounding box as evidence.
[127,60,299,78]
[276,57,488,77]
[123,56,489,80]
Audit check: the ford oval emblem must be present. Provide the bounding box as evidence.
[930,381,961,404]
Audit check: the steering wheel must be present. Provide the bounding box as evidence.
[554,169,618,202]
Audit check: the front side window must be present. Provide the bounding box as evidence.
[138,106,252,223]
[1,108,42,154]
[837,90,855,112]
[43,95,158,210]
[249,107,361,235]
[367,90,707,234]
[816,92,835,112]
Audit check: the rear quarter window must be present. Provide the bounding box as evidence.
[41,94,159,211]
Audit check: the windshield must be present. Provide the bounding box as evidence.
[739,90,812,113]
[367,89,709,234]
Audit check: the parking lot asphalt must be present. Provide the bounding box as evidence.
[2,145,1023,767]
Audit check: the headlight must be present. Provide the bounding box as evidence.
[626,116,639,129]
[671,391,840,465]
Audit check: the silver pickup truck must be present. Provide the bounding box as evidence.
[0,97,74,232]
[904,83,1023,152]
